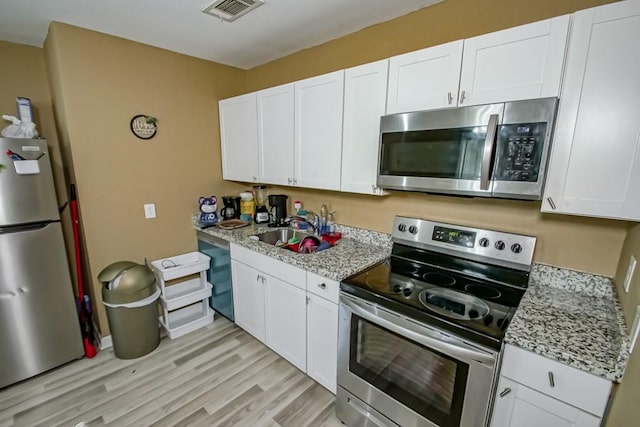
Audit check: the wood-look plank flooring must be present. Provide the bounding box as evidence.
[0,316,344,427]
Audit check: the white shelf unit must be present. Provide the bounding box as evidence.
[151,252,214,339]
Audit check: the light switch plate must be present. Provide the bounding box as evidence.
[630,305,640,354]
[144,203,156,219]
[624,255,637,293]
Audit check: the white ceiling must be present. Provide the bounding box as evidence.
[0,0,442,69]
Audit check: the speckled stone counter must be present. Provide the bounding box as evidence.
[195,222,391,282]
[505,264,630,382]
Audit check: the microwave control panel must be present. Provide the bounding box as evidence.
[494,123,546,182]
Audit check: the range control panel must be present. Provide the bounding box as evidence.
[392,216,536,270]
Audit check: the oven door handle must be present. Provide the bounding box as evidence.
[480,114,499,191]
[341,295,496,366]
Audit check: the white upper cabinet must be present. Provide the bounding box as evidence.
[294,70,345,191]
[386,40,463,113]
[459,15,570,107]
[543,1,640,221]
[386,17,569,114]
[257,83,295,186]
[219,93,259,183]
[341,60,389,195]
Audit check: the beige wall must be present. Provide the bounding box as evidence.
[607,224,640,427]
[262,187,629,275]
[0,41,77,292]
[246,0,617,91]
[238,0,630,277]
[44,22,246,334]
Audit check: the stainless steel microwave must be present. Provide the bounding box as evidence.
[377,97,558,200]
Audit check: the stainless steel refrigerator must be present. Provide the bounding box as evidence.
[0,137,83,388]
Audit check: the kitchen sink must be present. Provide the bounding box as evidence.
[253,229,330,254]
[254,229,311,246]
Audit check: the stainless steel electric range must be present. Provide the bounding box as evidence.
[336,216,536,427]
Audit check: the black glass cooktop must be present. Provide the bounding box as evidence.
[341,248,529,350]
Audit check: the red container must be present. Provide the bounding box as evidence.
[321,232,342,246]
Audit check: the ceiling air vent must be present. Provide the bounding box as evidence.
[202,0,265,22]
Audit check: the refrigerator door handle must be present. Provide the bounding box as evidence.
[0,221,54,234]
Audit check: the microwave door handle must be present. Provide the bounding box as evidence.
[480,114,499,190]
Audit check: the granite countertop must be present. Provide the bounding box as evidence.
[195,222,391,282]
[195,220,630,382]
[505,264,630,382]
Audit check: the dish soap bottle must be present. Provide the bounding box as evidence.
[327,211,336,234]
[319,203,328,235]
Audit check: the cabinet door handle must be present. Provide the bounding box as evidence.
[306,296,310,305]
[287,178,292,185]
[256,274,261,282]
[499,387,512,398]
[459,90,466,104]
[546,197,557,210]
[548,371,555,387]
[448,92,453,105]
[293,178,297,185]
[317,283,326,289]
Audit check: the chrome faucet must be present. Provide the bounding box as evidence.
[287,210,320,233]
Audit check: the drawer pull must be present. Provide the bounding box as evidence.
[317,283,327,289]
[548,371,555,388]
[499,387,512,398]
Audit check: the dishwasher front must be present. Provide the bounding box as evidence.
[197,231,234,321]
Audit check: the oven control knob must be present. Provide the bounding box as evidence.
[511,243,523,254]
[494,240,506,250]
[408,225,418,235]
[479,237,490,247]
[398,223,407,232]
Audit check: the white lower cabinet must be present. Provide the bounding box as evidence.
[231,244,339,394]
[306,293,338,393]
[265,274,307,371]
[230,260,266,343]
[491,345,611,427]
[491,377,600,427]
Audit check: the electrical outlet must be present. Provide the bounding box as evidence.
[624,255,637,293]
[144,203,156,219]
[630,305,640,354]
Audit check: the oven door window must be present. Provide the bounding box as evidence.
[379,126,488,180]
[350,316,468,427]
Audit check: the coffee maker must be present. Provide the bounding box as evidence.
[268,194,289,227]
[221,196,241,220]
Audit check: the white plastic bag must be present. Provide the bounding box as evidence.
[1,115,38,139]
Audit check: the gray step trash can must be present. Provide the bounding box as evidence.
[98,261,160,359]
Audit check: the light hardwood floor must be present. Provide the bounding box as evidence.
[0,316,344,427]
